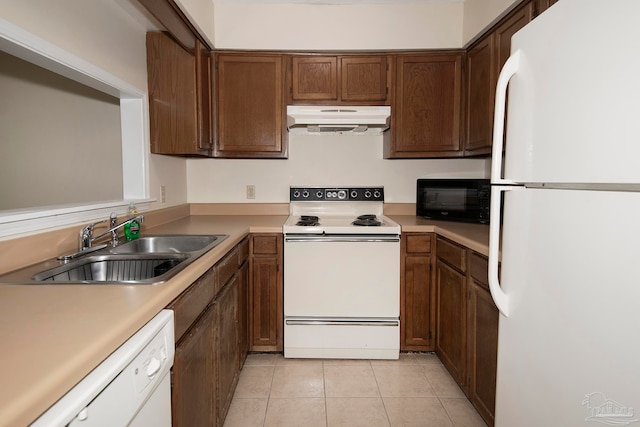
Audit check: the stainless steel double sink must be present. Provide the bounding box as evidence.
[0,234,228,285]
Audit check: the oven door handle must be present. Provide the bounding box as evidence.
[286,319,399,327]
[285,236,400,243]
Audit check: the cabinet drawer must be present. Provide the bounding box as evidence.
[406,234,432,253]
[436,237,467,273]
[168,267,216,342]
[252,235,279,255]
[215,248,239,294]
[469,252,489,287]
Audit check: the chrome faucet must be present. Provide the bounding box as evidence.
[79,213,144,251]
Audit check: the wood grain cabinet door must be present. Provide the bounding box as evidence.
[215,275,240,426]
[465,34,495,155]
[468,252,499,427]
[147,32,200,155]
[387,54,462,158]
[401,233,435,351]
[340,56,388,102]
[215,54,286,158]
[291,56,338,101]
[172,305,216,427]
[249,234,283,351]
[435,238,467,386]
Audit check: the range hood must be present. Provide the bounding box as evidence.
[286,105,391,135]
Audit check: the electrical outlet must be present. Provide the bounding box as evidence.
[160,185,166,203]
[246,185,256,199]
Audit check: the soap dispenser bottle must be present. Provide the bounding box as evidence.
[124,202,140,241]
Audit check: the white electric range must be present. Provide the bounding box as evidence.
[283,186,401,359]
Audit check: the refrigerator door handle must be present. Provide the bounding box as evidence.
[491,50,521,185]
[489,185,523,317]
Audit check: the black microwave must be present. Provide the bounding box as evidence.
[416,179,491,224]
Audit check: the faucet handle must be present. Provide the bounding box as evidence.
[79,219,107,250]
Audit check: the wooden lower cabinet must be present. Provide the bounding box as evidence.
[215,274,240,425]
[435,237,468,386]
[237,260,250,367]
[168,237,249,427]
[401,233,435,350]
[172,304,216,426]
[467,252,499,426]
[433,242,499,426]
[249,234,283,351]
[169,265,217,427]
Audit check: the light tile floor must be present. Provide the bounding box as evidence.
[223,352,488,427]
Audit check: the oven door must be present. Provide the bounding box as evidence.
[284,234,400,359]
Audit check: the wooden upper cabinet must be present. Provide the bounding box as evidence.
[465,34,495,155]
[495,5,531,74]
[289,54,389,105]
[147,32,212,156]
[340,56,388,102]
[530,0,558,19]
[215,54,287,158]
[464,4,530,156]
[386,53,462,158]
[292,56,338,101]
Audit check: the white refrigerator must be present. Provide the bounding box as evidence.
[489,1,640,426]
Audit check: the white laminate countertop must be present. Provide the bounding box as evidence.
[0,214,488,427]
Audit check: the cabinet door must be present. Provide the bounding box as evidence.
[195,40,213,152]
[387,54,462,158]
[401,233,435,351]
[291,56,338,101]
[215,275,239,426]
[249,234,283,351]
[172,305,215,427]
[468,252,499,426]
[530,0,558,19]
[216,54,286,158]
[237,260,250,368]
[469,280,499,426]
[494,6,531,74]
[435,237,467,386]
[465,34,495,154]
[147,32,202,155]
[340,56,388,102]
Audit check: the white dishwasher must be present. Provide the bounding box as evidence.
[31,310,175,427]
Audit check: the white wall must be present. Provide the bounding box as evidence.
[0,0,188,210]
[462,0,520,45]
[187,0,496,204]
[213,1,464,50]
[188,134,488,203]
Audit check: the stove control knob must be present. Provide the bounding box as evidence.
[337,190,347,200]
[316,190,324,199]
[350,190,358,199]
[302,190,310,198]
[373,190,382,199]
[364,190,372,198]
[293,190,301,198]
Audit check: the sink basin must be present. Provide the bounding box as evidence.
[108,235,225,254]
[33,254,189,283]
[0,234,229,285]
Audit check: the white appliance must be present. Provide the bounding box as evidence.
[286,105,391,134]
[31,310,174,427]
[489,1,640,426]
[283,186,401,359]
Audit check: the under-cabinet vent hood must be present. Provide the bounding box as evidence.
[287,105,391,135]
